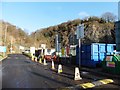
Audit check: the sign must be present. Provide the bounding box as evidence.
[0,46,6,52]
[106,56,112,61]
[30,47,35,54]
[66,45,70,56]
[61,48,65,56]
[41,44,46,49]
[19,46,24,50]
[76,24,84,39]
[106,62,115,68]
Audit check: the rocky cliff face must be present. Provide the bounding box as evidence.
[32,18,115,48]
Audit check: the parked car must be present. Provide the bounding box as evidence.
[24,50,30,53]
[44,52,58,62]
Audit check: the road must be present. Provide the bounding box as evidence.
[1,54,120,89]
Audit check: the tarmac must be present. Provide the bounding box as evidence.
[1,54,120,89]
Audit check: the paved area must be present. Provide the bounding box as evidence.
[1,54,120,89]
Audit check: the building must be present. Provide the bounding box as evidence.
[115,21,120,51]
[115,2,120,51]
[118,1,120,21]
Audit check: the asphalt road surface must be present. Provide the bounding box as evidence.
[1,54,120,89]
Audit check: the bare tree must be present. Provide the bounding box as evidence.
[101,12,116,22]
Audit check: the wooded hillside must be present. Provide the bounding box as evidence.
[0,16,115,51]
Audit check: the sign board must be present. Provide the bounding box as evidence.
[0,46,6,52]
[30,47,35,54]
[41,44,46,49]
[106,56,112,61]
[76,24,84,39]
[106,62,115,68]
[61,48,65,56]
[19,46,24,50]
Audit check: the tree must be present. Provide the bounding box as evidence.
[101,12,116,22]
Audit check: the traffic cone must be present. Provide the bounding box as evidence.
[43,58,47,65]
[74,67,82,80]
[39,58,42,63]
[51,60,55,70]
[58,64,62,73]
[32,56,34,61]
[35,57,37,62]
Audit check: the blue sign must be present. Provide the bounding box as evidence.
[0,46,6,52]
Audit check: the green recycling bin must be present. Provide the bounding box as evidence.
[102,54,120,75]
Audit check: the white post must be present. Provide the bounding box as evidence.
[4,24,7,44]
[10,37,13,54]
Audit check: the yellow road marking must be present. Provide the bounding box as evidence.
[80,83,95,89]
[66,79,114,89]
[99,79,113,84]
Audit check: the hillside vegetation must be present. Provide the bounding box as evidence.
[0,16,115,52]
[0,21,33,53]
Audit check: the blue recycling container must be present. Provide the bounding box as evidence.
[76,43,116,67]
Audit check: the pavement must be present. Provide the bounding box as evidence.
[1,54,120,89]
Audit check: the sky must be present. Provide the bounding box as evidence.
[1,2,119,34]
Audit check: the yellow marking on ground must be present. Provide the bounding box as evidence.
[99,79,113,84]
[66,79,114,89]
[80,82,95,89]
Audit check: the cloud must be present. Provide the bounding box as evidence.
[78,12,90,19]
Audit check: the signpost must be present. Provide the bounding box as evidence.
[76,24,84,68]
[55,34,61,56]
